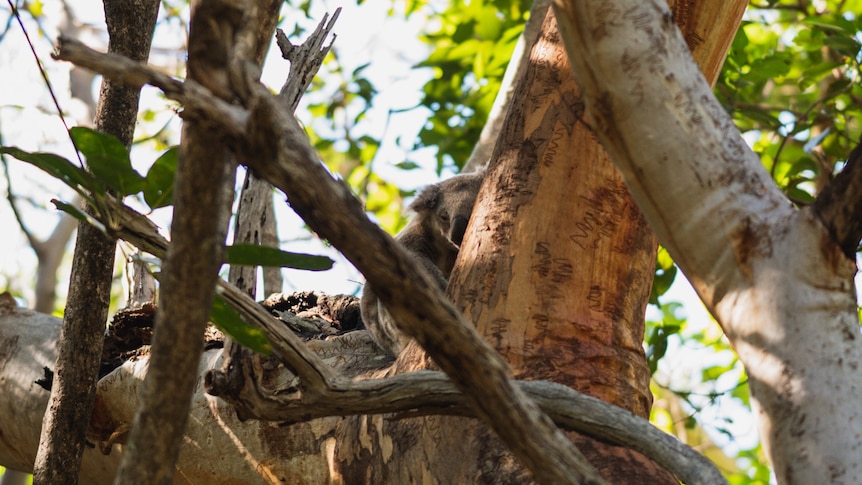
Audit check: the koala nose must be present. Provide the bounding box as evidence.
[450,215,469,246]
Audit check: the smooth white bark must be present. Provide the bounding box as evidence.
[0,306,335,484]
[554,1,862,482]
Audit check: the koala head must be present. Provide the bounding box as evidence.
[410,169,485,247]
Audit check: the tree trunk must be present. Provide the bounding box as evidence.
[32,1,161,482]
[554,0,862,483]
[332,8,662,483]
[333,2,747,482]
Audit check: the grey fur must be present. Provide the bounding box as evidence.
[360,169,486,355]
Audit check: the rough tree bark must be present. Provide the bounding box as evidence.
[32,1,160,483]
[554,0,862,483]
[111,0,250,482]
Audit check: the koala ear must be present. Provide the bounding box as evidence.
[410,184,440,212]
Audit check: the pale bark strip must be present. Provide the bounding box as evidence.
[462,0,551,172]
[32,1,160,483]
[553,1,862,483]
[112,0,243,482]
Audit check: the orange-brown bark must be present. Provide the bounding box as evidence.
[335,2,747,483]
[667,0,749,86]
[440,8,667,482]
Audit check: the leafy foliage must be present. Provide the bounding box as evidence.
[718,0,862,203]
[143,146,177,209]
[70,127,146,197]
[409,0,531,171]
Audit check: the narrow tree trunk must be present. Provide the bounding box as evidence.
[32,1,160,483]
[114,0,284,482]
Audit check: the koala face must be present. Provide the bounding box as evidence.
[410,169,485,247]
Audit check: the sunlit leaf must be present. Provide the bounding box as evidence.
[144,146,178,209]
[210,295,271,355]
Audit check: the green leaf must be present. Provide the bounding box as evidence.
[226,244,334,271]
[395,160,421,170]
[210,295,271,355]
[0,146,100,197]
[475,6,503,40]
[144,147,178,209]
[51,199,106,234]
[71,127,146,197]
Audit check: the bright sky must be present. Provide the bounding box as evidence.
[0,0,448,300]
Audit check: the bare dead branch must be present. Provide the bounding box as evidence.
[275,7,339,110]
[52,37,248,136]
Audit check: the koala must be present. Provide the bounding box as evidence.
[360,168,485,356]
